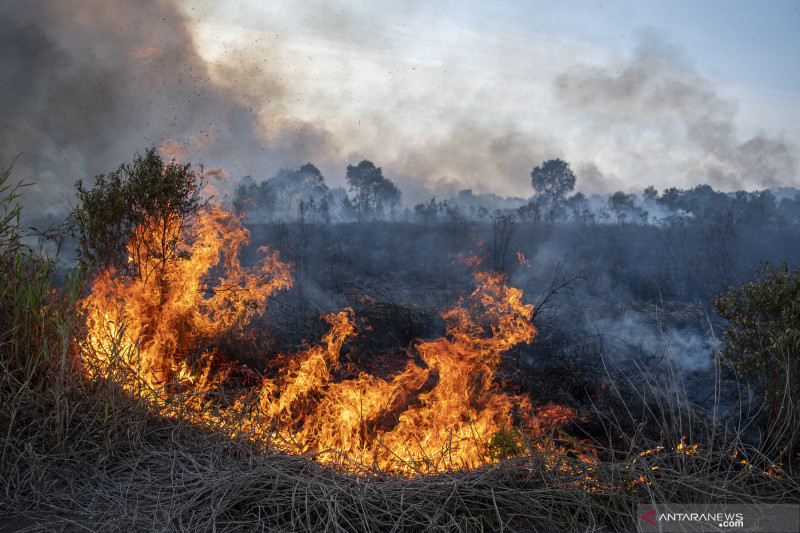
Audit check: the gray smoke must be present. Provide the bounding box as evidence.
[3,4,795,227]
[0,0,312,224]
[0,0,567,216]
[555,31,797,191]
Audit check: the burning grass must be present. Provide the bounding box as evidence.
[77,199,592,475]
[2,164,798,531]
[3,362,796,532]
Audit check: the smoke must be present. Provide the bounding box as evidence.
[3,3,796,227]
[575,162,625,196]
[587,314,714,374]
[0,0,296,224]
[389,120,561,201]
[555,30,797,192]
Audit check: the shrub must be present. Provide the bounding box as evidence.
[713,261,800,460]
[70,147,205,279]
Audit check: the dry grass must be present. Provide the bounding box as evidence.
[2,164,798,532]
[2,358,798,532]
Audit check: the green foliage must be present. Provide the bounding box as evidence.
[70,147,204,279]
[0,167,27,257]
[1,164,55,382]
[713,262,800,455]
[0,164,83,450]
[485,427,525,461]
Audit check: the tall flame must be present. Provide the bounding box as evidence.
[80,205,293,391]
[79,202,585,474]
[252,269,544,471]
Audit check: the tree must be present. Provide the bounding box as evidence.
[686,184,728,216]
[657,187,684,211]
[414,196,442,224]
[234,177,276,220]
[530,159,576,223]
[778,192,800,227]
[607,191,634,223]
[268,163,330,219]
[741,190,777,231]
[643,185,658,201]
[71,148,204,281]
[566,192,592,225]
[346,160,402,220]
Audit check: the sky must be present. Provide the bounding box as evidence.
[1,0,799,217]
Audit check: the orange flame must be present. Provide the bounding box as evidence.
[79,201,592,474]
[248,268,545,471]
[80,204,293,391]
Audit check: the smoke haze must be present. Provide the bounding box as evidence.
[555,31,797,192]
[1,2,797,222]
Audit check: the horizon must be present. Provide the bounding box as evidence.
[1,0,798,218]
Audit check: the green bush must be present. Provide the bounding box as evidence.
[713,261,800,459]
[70,147,205,279]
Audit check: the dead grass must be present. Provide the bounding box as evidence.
[2,164,798,532]
[2,361,798,533]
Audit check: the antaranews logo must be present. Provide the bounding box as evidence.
[636,504,800,532]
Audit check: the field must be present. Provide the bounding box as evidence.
[2,163,799,531]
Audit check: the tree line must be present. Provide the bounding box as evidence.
[233,158,800,230]
[233,160,401,223]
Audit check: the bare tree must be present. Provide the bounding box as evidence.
[491,211,517,272]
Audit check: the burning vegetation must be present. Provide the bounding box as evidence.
[70,150,789,484]
[2,152,798,531]
[77,176,592,473]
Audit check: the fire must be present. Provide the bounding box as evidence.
[79,198,782,485]
[252,268,545,471]
[78,199,591,474]
[80,205,293,391]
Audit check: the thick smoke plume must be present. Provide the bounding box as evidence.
[2,4,796,222]
[0,0,331,223]
[555,31,796,192]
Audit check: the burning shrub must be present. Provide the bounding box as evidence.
[713,261,800,461]
[73,149,293,390]
[70,147,205,277]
